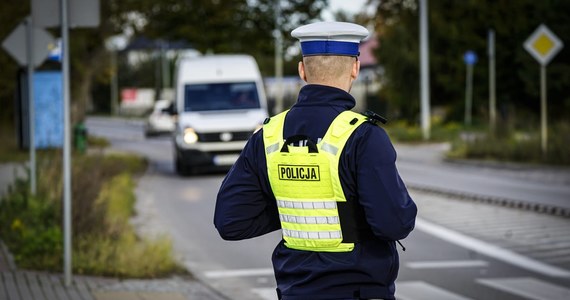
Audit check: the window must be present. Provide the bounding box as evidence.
[184,82,260,112]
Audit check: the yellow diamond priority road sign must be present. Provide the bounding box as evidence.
[524,24,564,66]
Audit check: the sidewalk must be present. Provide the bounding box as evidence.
[0,268,225,300]
[0,163,226,300]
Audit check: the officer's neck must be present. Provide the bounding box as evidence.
[306,80,352,93]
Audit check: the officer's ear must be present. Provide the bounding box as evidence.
[298,61,308,82]
[351,59,360,81]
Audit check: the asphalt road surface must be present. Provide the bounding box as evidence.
[87,117,570,300]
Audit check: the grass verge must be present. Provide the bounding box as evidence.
[0,150,186,278]
[448,123,570,166]
[0,130,28,163]
[384,120,462,143]
[383,119,569,166]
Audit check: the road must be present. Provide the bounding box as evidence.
[396,143,570,211]
[87,117,570,300]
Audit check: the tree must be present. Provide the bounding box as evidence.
[66,0,150,121]
[135,0,327,76]
[0,0,147,126]
[1,0,327,124]
[0,2,29,132]
[368,0,570,125]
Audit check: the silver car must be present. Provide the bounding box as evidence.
[144,99,175,137]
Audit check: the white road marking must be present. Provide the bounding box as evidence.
[415,218,570,278]
[251,288,277,300]
[204,268,274,279]
[396,281,472,300]
[477,277,570,300]
[407,260,489,269]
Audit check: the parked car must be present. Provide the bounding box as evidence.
[144,99,175,137]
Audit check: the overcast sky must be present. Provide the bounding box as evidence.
[323,0,369,21]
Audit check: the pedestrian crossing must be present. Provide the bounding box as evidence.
[396,281,472,300]
[198,189,570,300]
[477,277,570,300]
[240,277,570,300]
[415,218,570,278]
[406,260,489,269]
[411,191,570,271]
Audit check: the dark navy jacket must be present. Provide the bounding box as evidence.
[214,84,417,300]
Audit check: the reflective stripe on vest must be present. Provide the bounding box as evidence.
[263,110,366,252]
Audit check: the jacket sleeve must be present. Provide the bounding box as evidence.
[214,131,281,240]
[355,125,417,241]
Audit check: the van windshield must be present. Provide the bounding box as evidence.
[184,82,261,112]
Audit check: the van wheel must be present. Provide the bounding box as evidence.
[175,156,188,176]
[175,155,197,176]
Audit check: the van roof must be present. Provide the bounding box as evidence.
[177,54,262,83]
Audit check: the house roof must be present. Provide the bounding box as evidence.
[359,36,378,67]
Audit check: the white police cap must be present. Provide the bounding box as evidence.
[291,21,369,57]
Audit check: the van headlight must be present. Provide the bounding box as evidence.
[183,128,199,144]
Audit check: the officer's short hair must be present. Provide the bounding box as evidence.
[303,55,355,82]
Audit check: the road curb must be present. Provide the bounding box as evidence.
[443,157,570,185]
[186,274,231,300]
[0,241,17,272]
[408,184,570,219]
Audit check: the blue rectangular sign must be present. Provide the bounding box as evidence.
[34,71,63,148]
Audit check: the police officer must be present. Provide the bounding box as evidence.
[214,21,417,300]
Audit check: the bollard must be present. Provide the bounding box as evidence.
[73,123,88,154]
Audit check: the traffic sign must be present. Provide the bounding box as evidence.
[463,50,478,65]
[522,24,563,155]
[32,0,100,28]
[523,24,564,66]
[47,39,62,62]
[1,21,55,67]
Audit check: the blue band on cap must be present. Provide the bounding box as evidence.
[300,40,359,56]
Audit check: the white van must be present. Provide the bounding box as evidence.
[173,54,269,175]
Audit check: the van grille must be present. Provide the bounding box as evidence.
[197,131,253,142]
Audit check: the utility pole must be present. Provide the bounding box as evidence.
[274,0,284,114]
[419,0,431,140]
[488,29,496,136]
[110,49,118,115]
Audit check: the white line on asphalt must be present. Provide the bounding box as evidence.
[204,268,274,279]
[477,277,570,300]
[407,260,489,269]
[415,218,570,278]
[251,288,277,300]
[396,281,473,300]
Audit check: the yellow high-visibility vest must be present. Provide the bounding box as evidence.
[263,110,367,252]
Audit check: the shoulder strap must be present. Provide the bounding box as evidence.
[321,111,367,153]
[262,110,288,153]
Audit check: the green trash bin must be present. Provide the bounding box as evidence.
[74,123,88,153]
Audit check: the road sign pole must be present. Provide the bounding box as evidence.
[60,0,72,287]
[464,64,473,127]
[26,17,37,195]
[462,51,477,127]
[540,65,547,155]
[523,24,563,156]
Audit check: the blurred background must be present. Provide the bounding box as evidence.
[0,1,569,300]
